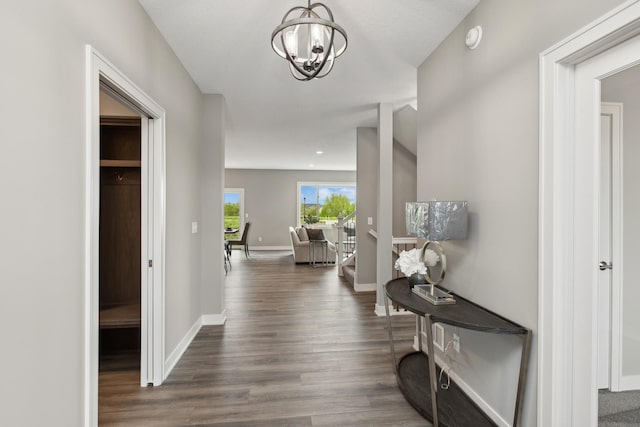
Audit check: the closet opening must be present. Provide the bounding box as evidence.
[98,108,142,376]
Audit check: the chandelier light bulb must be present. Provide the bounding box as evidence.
[311,24,324,54]
[285,30,298,59]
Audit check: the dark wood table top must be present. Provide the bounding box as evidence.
[385,277,528,335]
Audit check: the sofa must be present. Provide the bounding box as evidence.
[289,226,337,264]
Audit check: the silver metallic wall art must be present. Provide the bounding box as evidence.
[406,201,469,241]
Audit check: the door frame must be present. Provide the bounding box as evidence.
[539,1,640,425]
[599,102,624,392]
[84,46,166,426]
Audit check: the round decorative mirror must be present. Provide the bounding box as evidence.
[421,241,447,285]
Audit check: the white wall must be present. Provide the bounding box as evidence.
[416,0,627,425]
[225,169,356,248]
[0,2,220,426]
[602,66,640,377]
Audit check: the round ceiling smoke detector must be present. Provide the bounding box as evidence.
[465,26,482,50]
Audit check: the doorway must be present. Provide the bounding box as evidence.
[85,46,166,427]
[601,67,640,393]
[98,90,143,386]
[538,2,640,425]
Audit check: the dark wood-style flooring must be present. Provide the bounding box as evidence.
[99,250,428,426]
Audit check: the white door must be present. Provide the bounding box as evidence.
[598,103,623,391]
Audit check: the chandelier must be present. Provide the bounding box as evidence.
[271,1,348,81]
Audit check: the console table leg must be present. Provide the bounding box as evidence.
[384,296,398,375]
[416,316,423,352]
[513,330,532,427]
[425,315,439,427]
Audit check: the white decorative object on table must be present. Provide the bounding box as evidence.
[394,248,427,276]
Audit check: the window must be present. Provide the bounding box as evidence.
[297,182,356,226]
[224,188,244,239]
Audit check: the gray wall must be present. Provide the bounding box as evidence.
[201,95,227,315]
[356,128,379,285]
[602,66,640,376]
[393,142,417,237]
[416,0,626,425]
[0,2,222,425]
[356,127,417,286]
[224,169,356,248]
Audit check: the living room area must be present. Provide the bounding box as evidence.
[223,130,418,285]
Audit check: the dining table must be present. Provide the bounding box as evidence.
[224,228,239,257]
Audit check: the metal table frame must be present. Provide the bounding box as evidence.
[384,277,532,427]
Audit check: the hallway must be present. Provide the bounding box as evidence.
[99,251,426,426]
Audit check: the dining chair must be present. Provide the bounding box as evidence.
[228,222,251,258]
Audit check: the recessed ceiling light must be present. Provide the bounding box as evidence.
[316,150,324,155]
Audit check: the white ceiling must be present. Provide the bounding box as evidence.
[139,0,479,171]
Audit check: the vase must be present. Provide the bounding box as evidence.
[408,273,427,288]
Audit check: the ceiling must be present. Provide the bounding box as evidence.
[139,0,479,171]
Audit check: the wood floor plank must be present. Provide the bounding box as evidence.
[99,251,427,426]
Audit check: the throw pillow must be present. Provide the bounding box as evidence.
[297,227,309,241]
[306,228,325,241]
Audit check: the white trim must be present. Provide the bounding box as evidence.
[375,304,386,317]
[84,45,100,427]
[164,317,202,377]
[163,312,226,381]
[85,45,166,426]
[601,102,624,391]
[202,311,228,326]
[354,282,377,292]
[538,2,640,426]
[620,375,640,390]
[432,353,509,427]
[245,246,291,251]
[375,302,413,317]
[140,117,151,386]
[411,332,510,427]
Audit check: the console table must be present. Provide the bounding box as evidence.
[384,277,531,427]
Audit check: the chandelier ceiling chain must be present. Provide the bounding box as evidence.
[271,0,348,81]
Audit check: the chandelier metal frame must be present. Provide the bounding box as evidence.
[271,1,348,81]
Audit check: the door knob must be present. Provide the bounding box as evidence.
[599,261,613,271]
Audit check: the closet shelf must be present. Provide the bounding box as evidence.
[100,159,141,167]
[100,303,141,329]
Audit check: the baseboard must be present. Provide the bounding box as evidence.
[620,375,640,390]
[244,246,290,251]
[164,317,202,378]
[374,303,413,317]
[413,332,510,427]
[354,282,376,292]
[202,310,227,325]
[164,311,227,378]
